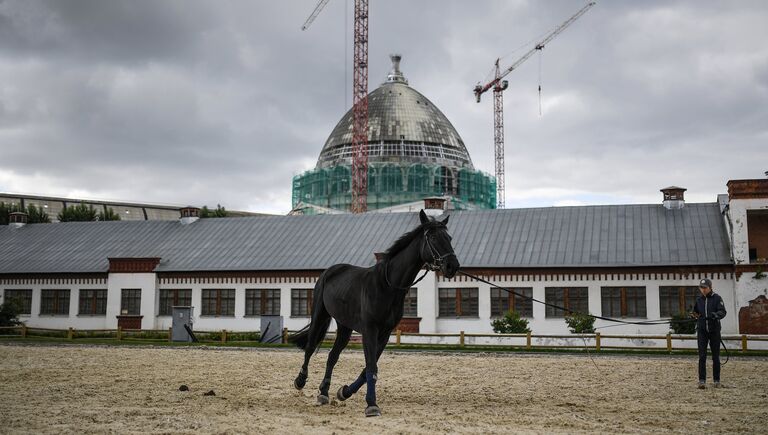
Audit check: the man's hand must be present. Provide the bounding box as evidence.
[690,312,700,319]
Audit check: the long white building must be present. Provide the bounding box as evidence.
[2,178,767,335]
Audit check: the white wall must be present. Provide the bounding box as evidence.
[2,271,739,335]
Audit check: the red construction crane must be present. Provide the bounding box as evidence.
[474,2,595,209]
[302,0,369,213]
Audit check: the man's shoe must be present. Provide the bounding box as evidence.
[698,381,706,389]
[713,381,721,388]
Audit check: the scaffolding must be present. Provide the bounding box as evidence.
[292,163,496,212]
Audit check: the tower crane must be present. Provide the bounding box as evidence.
[302,0,370,213]
[474,2,595,209]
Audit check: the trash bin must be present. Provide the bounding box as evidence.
[172,306,195,342]
[260,316,283,344]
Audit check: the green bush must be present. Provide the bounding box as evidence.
[669,312,696,334]
[564,312,595,333]
[491,310,531,334]
[0,301,22,334]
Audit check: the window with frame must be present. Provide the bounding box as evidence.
[201,289,235,316]
[659,286,700,317]
[491,288,533,317]
[403,288,418,317]
[291,289,312,317]
[78,289,107,315]
[438,288,479,317]
[601,287,646,318]
[40,289,70,315]
[158,289,192,316]
[545,287,589,318]
[246,289,281,316]
[4,289,32,315]
[121,289,142,315]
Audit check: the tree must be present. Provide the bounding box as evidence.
[564,312,595,333]
[26,204,51,223]
[98,207,121,221]
[491,310,531,334]
[201,204,228,218]
[0,202,50,224]
[58,203,98,222]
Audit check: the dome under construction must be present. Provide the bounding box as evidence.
[292,55,495,213]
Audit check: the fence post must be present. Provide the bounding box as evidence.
[459,331,465,347]
[67,327,74,340]
[222,329,228,344]
[595,332,601,352]
[282,328,288,344]
[526,331,531,350]
[396,329,401,346]
[117,326,123,341]
[168,327,172,343]
[742,334,748,352]
[666,332,672,353]
[21,324,27,338]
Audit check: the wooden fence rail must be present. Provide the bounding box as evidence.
[1,326,767,352]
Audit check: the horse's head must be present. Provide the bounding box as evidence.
[419,209,460,279]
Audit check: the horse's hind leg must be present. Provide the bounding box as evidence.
[317,325,352,404]
[294,346,312,390]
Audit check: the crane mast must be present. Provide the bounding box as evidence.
[474,2,595,209]
[302,0,370,213]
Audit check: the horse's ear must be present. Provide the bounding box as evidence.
[419,209,429,224]
[441,215,449,225]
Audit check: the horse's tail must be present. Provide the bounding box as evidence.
[288,268,334,351]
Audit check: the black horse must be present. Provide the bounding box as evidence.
[290,210,459,417]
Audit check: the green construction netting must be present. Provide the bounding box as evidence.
[292,163,496,212]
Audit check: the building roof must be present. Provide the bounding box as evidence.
[0,203,732,275]
[316,56,474,170]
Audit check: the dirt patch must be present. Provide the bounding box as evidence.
[0,345,766,434]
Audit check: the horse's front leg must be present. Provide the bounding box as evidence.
[361,327,381,417]
[336,329,390,416]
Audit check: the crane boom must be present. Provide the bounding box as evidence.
[474,2,595,102]
[301,0,331,31]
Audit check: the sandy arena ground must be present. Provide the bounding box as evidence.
[0,344,766,434]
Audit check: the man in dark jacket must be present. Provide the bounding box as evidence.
[691,278,727,389]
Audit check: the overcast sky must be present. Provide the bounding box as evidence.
[0,0,766,214]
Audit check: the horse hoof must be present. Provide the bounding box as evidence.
[365,405,381,417]
[336,385,349,401]
[316,394,330,405]
[294,376,306,390]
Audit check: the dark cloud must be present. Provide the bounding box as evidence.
[0,0,766,214]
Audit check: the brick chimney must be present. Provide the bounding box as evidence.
[179,206,201,225]
[661,186,686,210]
[9,212,28,228]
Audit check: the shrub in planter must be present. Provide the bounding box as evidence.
[564,311,595,333]
[491,310,531,334]
[669,312,696,334]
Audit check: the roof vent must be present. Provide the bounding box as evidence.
[179,206,200,225]
[423,197,446,217]
[9,212,28,228]
[661,186,686,210]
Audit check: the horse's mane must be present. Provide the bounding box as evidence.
[382,220,444,261]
